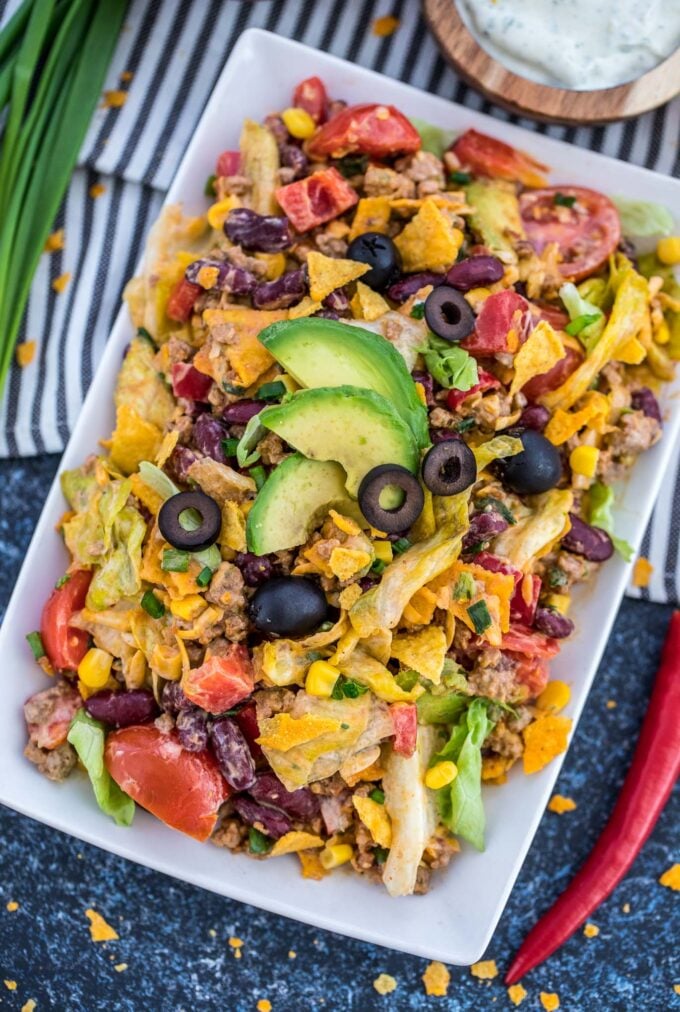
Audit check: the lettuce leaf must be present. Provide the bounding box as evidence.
[420,335,479,391]
[417,691,468,725]
[67,710,135,827]
[612,197,674,238]
[588,482,634,561]
[433,697,494,851]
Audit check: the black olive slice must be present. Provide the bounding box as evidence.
[249,576,328,636]
[158,491,222,552]
[424,285,475,343]
[358,464,424,534]
[346,232,401,290]
[422,439,477,496]
[495,429,562,495]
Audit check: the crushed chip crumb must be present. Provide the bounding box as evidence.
[540,992,560,1011]
[659,864,680,891]
[373,974,397,995]
[4,981,17,991]
[288,950,296,959]
[606,700,617,709]
[209,928,216,937]
[228,936,244,948]
[89,183,106,199]
[508,983,527,1006]
[470,960,498,979]
[422,960,450,996]
[523,716,572,774]
[44,229,65,252]
[103,89,128,107]
[120,70,134,82]
[632,556,653,588]
[547,794,577,814]
[6,901,19,912]
[52,272,71,294]
[256,1001,272,1012]
[16,340,36,367]
[114,963,128,972]
[583,923,600,938]
[21,1001,37,1012]
[373,14,399,36]
[622,902,631,913]
[674,985,680,995]
[85,908,119,942]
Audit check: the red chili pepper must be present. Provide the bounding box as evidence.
[505,610,680,984]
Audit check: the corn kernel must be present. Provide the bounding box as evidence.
[319,843,353,870]
[425,761,458,790]
[656,236,680,266]
[281,107,316,140]
[78,648,114,689]
[373,540,393,564]
[569,445,599,479]
[207,195,239,230]
[170,594,206,621]
[305,660,341,698]
[654,317,670,345]
[546,593,571,615]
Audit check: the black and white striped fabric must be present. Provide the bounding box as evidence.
[1,0,678,602]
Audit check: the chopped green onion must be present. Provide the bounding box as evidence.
[26,630,45,660]
[336,153,368,178]
[456,417,477,433]
[370,558,387,575]
[395,669,420,691]
[221,437,239,458]
[161,548,190,573]
[137,327,153,343]
[467,599,492,635]
[565,313,602,336]
[318,620,334,632]
[55,573,70,589]
[332,676,368,700]
[465,540,486,556]
[475,496,516,525]
[250,465,266,490]
[223,381,246,395]
[196,566,213,588]
[369,788,385,805]
[248,827,272,854]
[554,192,576,208]
[141,590,165,619]
[374,846,390,865]
[548,567,568,589]
[256,380,287,400]
[452,572,475,601]
[204,173,216,197]
[392,537,411,554]
[449,170,471,185]
[410,302,425,319]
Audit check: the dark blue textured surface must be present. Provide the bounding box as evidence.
[1,455,678,1011]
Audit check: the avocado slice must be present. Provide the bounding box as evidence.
[465,179,525,258]
[258,318,429,448]
[246,454,365,555]
[258,386,419,500]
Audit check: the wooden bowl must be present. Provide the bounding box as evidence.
[423,0,680,125]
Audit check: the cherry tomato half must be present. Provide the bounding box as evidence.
[462,290,530,356]
[390,702,417,758]
[40,570,92,671]
[293,76,328,124]
[275,167,358,232]
[450,129,549,188]
[306,103,421,160]
[105,725,230,842]
[182,644,255,715]
[519,186,621,282]
[166,278,202,322]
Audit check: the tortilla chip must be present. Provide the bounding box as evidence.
[393,199,464,273]
[307,250,369,302]
[109,405,162,476]
[352,795,392,848]
[129,472,163,515]
[544,391,611,445]
[536,680,571,713]
[256,712,342,752]
[270,831,325,856]
[390,626,447,685]
[350,281,390,322]
[288,296,323,319]
[481,755,514,781]
[338,583,363,610]
[422,961,451,998]
[219,500,247,551]
[349,196,391,241]
[510,320,565,397]
[547,794,577,814]
[297,851,328,879]
[402,586,438,625]
[329,546,372,582]
[201,306,284,386]
[523,715,572,774]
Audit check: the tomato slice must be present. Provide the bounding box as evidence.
[40,570,92,671]
[171,362,213,401]
[462,290,530,356]
[511,654,550,697]
[105,725,230,842]
[522,343,583,401]
[446,367,500,411]
[450,129,549,188]
[166,278,202,322]
[509,576,541,626]
[519,186,621,282]
[216,150,240,177]
[501,624,560,659]
[275,167,358,232]
[306,103,421,160]
[182,644,255,715]
[390,702,417,758]
[293,76,328,124]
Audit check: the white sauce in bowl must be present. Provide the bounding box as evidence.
[456,0,680,91]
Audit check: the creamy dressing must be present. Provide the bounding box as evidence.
[457,0,680,91]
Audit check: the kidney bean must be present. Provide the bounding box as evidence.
[280,143,308,180]
[222,399,264,425]
[312,308,340,320]
[185,258,257,295]
[411,370,435,406]
[446,255,504,292]
[534,606,575,639]
[84,689,158,727]
[359,575,378,591]
[161,682,193,715]
[248,771,320,821]
[234,551,276,587]
[386,271,445,303]
[631,387,662,425]
[211,717,256,792]
[462,511,509,551]
[167,445,199,483]
[192,413,230,463]
[562,513,614,561]
[323,287,349,313]
[224,207,292,253]
[231,796,291,839]
[252,268,307,310]
[176,707,209,751]
[264,113,289,145]
[519,404,551,431]
[234,701,264,762]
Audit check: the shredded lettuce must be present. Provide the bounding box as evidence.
[492,489,573,570]
[588,482,634,561]
[417,691,468,725]
[409,118,456,159]
[612,197,674,238]
[419,335,479,391]
[138,462,221,572]
[67,711,135,827]
[559,282,604,351]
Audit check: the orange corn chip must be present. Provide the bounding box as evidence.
[523,715,572,774]
[632,556,653,587]
[422,961,450,997]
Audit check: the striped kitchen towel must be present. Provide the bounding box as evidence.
[0,0,678,603]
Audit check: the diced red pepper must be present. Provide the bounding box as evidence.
[166,278,202,323]
[390,702,417,757]
[510,575,541,625]
[275,167,359,232]
[293,76,328,124]
[171,362,213,401]
[446,368,500,410]
[462,290,530,356]
[234,700,264,762]
[216,150,240,176]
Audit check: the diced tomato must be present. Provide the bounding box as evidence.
[475,552,522,585]
[234,700,264,762]
[450,129,549,188]
[105,725,230,842]
[390,702,417,758]
[501,624,560,659]
[25,683,82,749]
[510,575,541,626]
[511,654,551,697]
[171,362,213,401]
[293,76,328,124]
[182,644,254,715]
[306,103,421,160]
[462,290,530,356]
[40,570,92,672]
[166,278,202,323]
[446,368,500,411]
[522,343,583,401]
[531,301,569,330]
[216,150,240,176]
[275,167,358,232]
[519,186,621,281]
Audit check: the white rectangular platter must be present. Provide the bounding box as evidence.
[1,28,678,965]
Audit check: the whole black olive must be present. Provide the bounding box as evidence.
[249,576,328,637]
[495,429,562,495]
[358,464,424,534]
[424,285,475,343]
[158,490,222,552]
[346,232,401,290]
[422,440,477,496]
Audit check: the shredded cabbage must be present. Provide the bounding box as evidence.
[612,197,674,238]
[492,489,573,570]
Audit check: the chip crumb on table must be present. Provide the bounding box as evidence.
[4,979,17,990]
[89,183,107,199]
[606,700,617,709]
[422,960,450,996]
[373,973,397,995]
[470,959,498,979]
[540,992,560,1011]
[114,963,128,972]
[583,922,600,938]
[507,983,528,1006]
[21,1001,36,1012]
[15,341,36,367]
[372,15,399,36]
[102,89,128,107]
[6,900,19,911]
[547,794,577,814]
[84,908,119,942]
[44,228,64,252]
[256,1001,272,1012]
[51,272,71,294]
[659,864,680,890]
